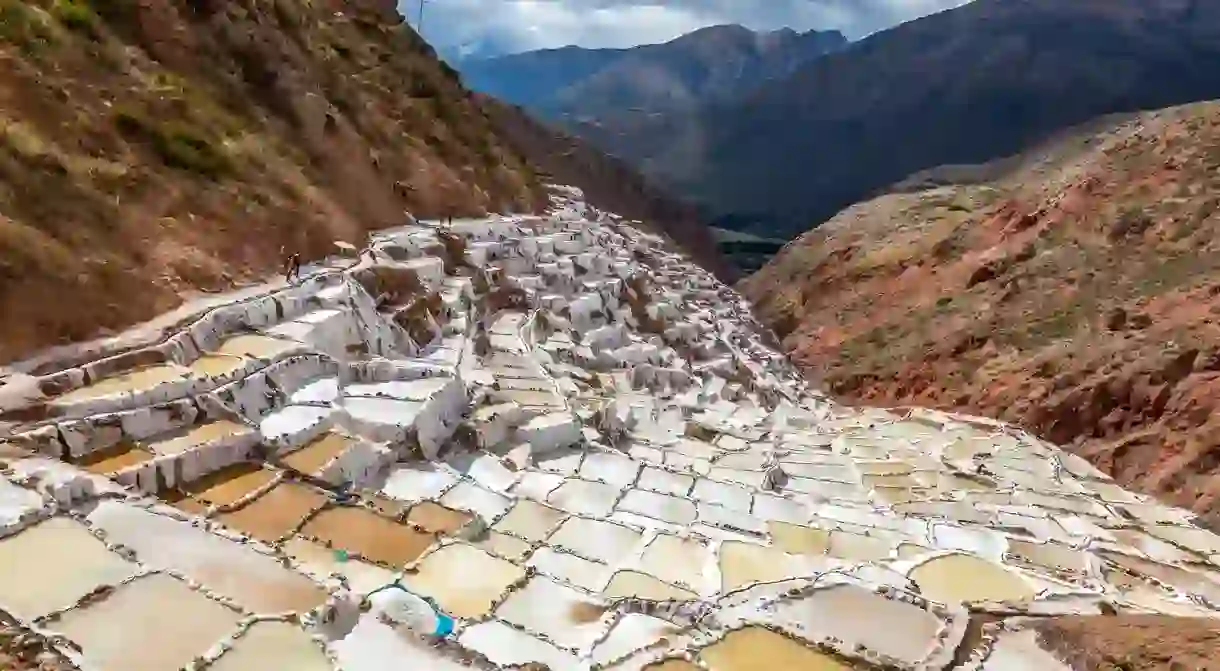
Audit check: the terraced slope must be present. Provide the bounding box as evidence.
[0,0,544,362]
[743,101,1220,522]
[0,190,1219,669]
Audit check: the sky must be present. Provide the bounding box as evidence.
[401,0,973,59]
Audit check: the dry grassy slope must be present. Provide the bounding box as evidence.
[0,0,546,363]
[743,100,1220,521]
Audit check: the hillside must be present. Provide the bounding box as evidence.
[0,0,547,364]
[462,24,845,133]
[575,0,1220,237]
[743,100,1220,521]
[478,95,732,280]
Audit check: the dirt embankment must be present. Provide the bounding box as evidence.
[0,0,547,363]
[744,102,1220,521]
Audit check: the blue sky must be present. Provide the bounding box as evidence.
[402,0,972,58]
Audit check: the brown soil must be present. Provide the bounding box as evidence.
[743,101,1220,519]
[0,0,545,363]
[1036,615,1220,671]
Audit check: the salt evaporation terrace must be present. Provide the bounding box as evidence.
[2,186,1220,670]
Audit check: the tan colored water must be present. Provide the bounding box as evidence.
[639,534,708,589]
[187,354,250,378]
[828,531,892,562]
[404,543,526,618]
[909,554,1036,604]
[768,521,830,556]
[55,364,191,403]
[493,499,565,542]
[145,419,250,456]
[208,621,331,671]
[183,463,277,506]
[300,506,436,567]
[896,543,934,560]
[603,571,697,601]
[1008,539,1087,573]
[73,442,154,475]
[0,517,136,618]
[719,541,798,591]
[216,482,325,543]
[643,660,702,671]
[281,433,355,474]
[158,488,209,515]
[699,627,856,671]
[407,501,474,535]
[55,573,241,671]
[217,334,298,359]
[474,531,533,562]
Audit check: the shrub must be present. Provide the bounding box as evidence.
[114,108,231,178]
[0,1,55,52]
[51,0,100,38]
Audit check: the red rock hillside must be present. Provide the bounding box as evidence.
[743,101,1220,524]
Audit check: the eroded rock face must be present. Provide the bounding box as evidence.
[0,190,1218,670]
[742,101,1220,519]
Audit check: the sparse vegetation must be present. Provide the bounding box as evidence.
[114,108,231,178]
[50,0,99,38]
[0,0,545,361]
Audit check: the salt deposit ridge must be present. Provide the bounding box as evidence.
[1,186,1220,670]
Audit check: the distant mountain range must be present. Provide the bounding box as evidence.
[462,25,847,118]
[462,0,1220,238]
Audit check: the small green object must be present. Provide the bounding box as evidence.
[334,549,349,562]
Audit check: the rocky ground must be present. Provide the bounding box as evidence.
[744,101,1220,522]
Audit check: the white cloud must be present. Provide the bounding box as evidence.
[401,0,973,57]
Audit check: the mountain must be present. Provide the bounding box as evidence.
[478,95,732,280]
[742,100,1220,520]
[573,0,1220,238]
[0,0,722,364]
[461,25,847,118]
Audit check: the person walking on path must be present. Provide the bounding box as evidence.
[284,251,302,283]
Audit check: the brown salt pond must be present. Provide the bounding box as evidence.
[639,534,708,589]
[157,488,209,515]
[767,521,831,556]
[771,584,942,665]
[910,554,1037,604]
[187,354,250,378]
[53,573,241,671]
[719,541,802,591]
[643,660,702,671]
[475,530,534,562]
[182,463,278,507]
[300,505,436,566]
[217,334,300,359]
[407,501,474,535]
[144,419,252,456]
[216,482,326,544]
[54,364,192,403]
[699,627,859,670]
[493,499,565,542]
[827,531,893,562]
[403,543,527,618]
[0,517,136,619]
[72,442,154,475]
[281,432,356,475]
[208,621,331,671]
[603,570,698,601]
[1008,539,1089,574]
